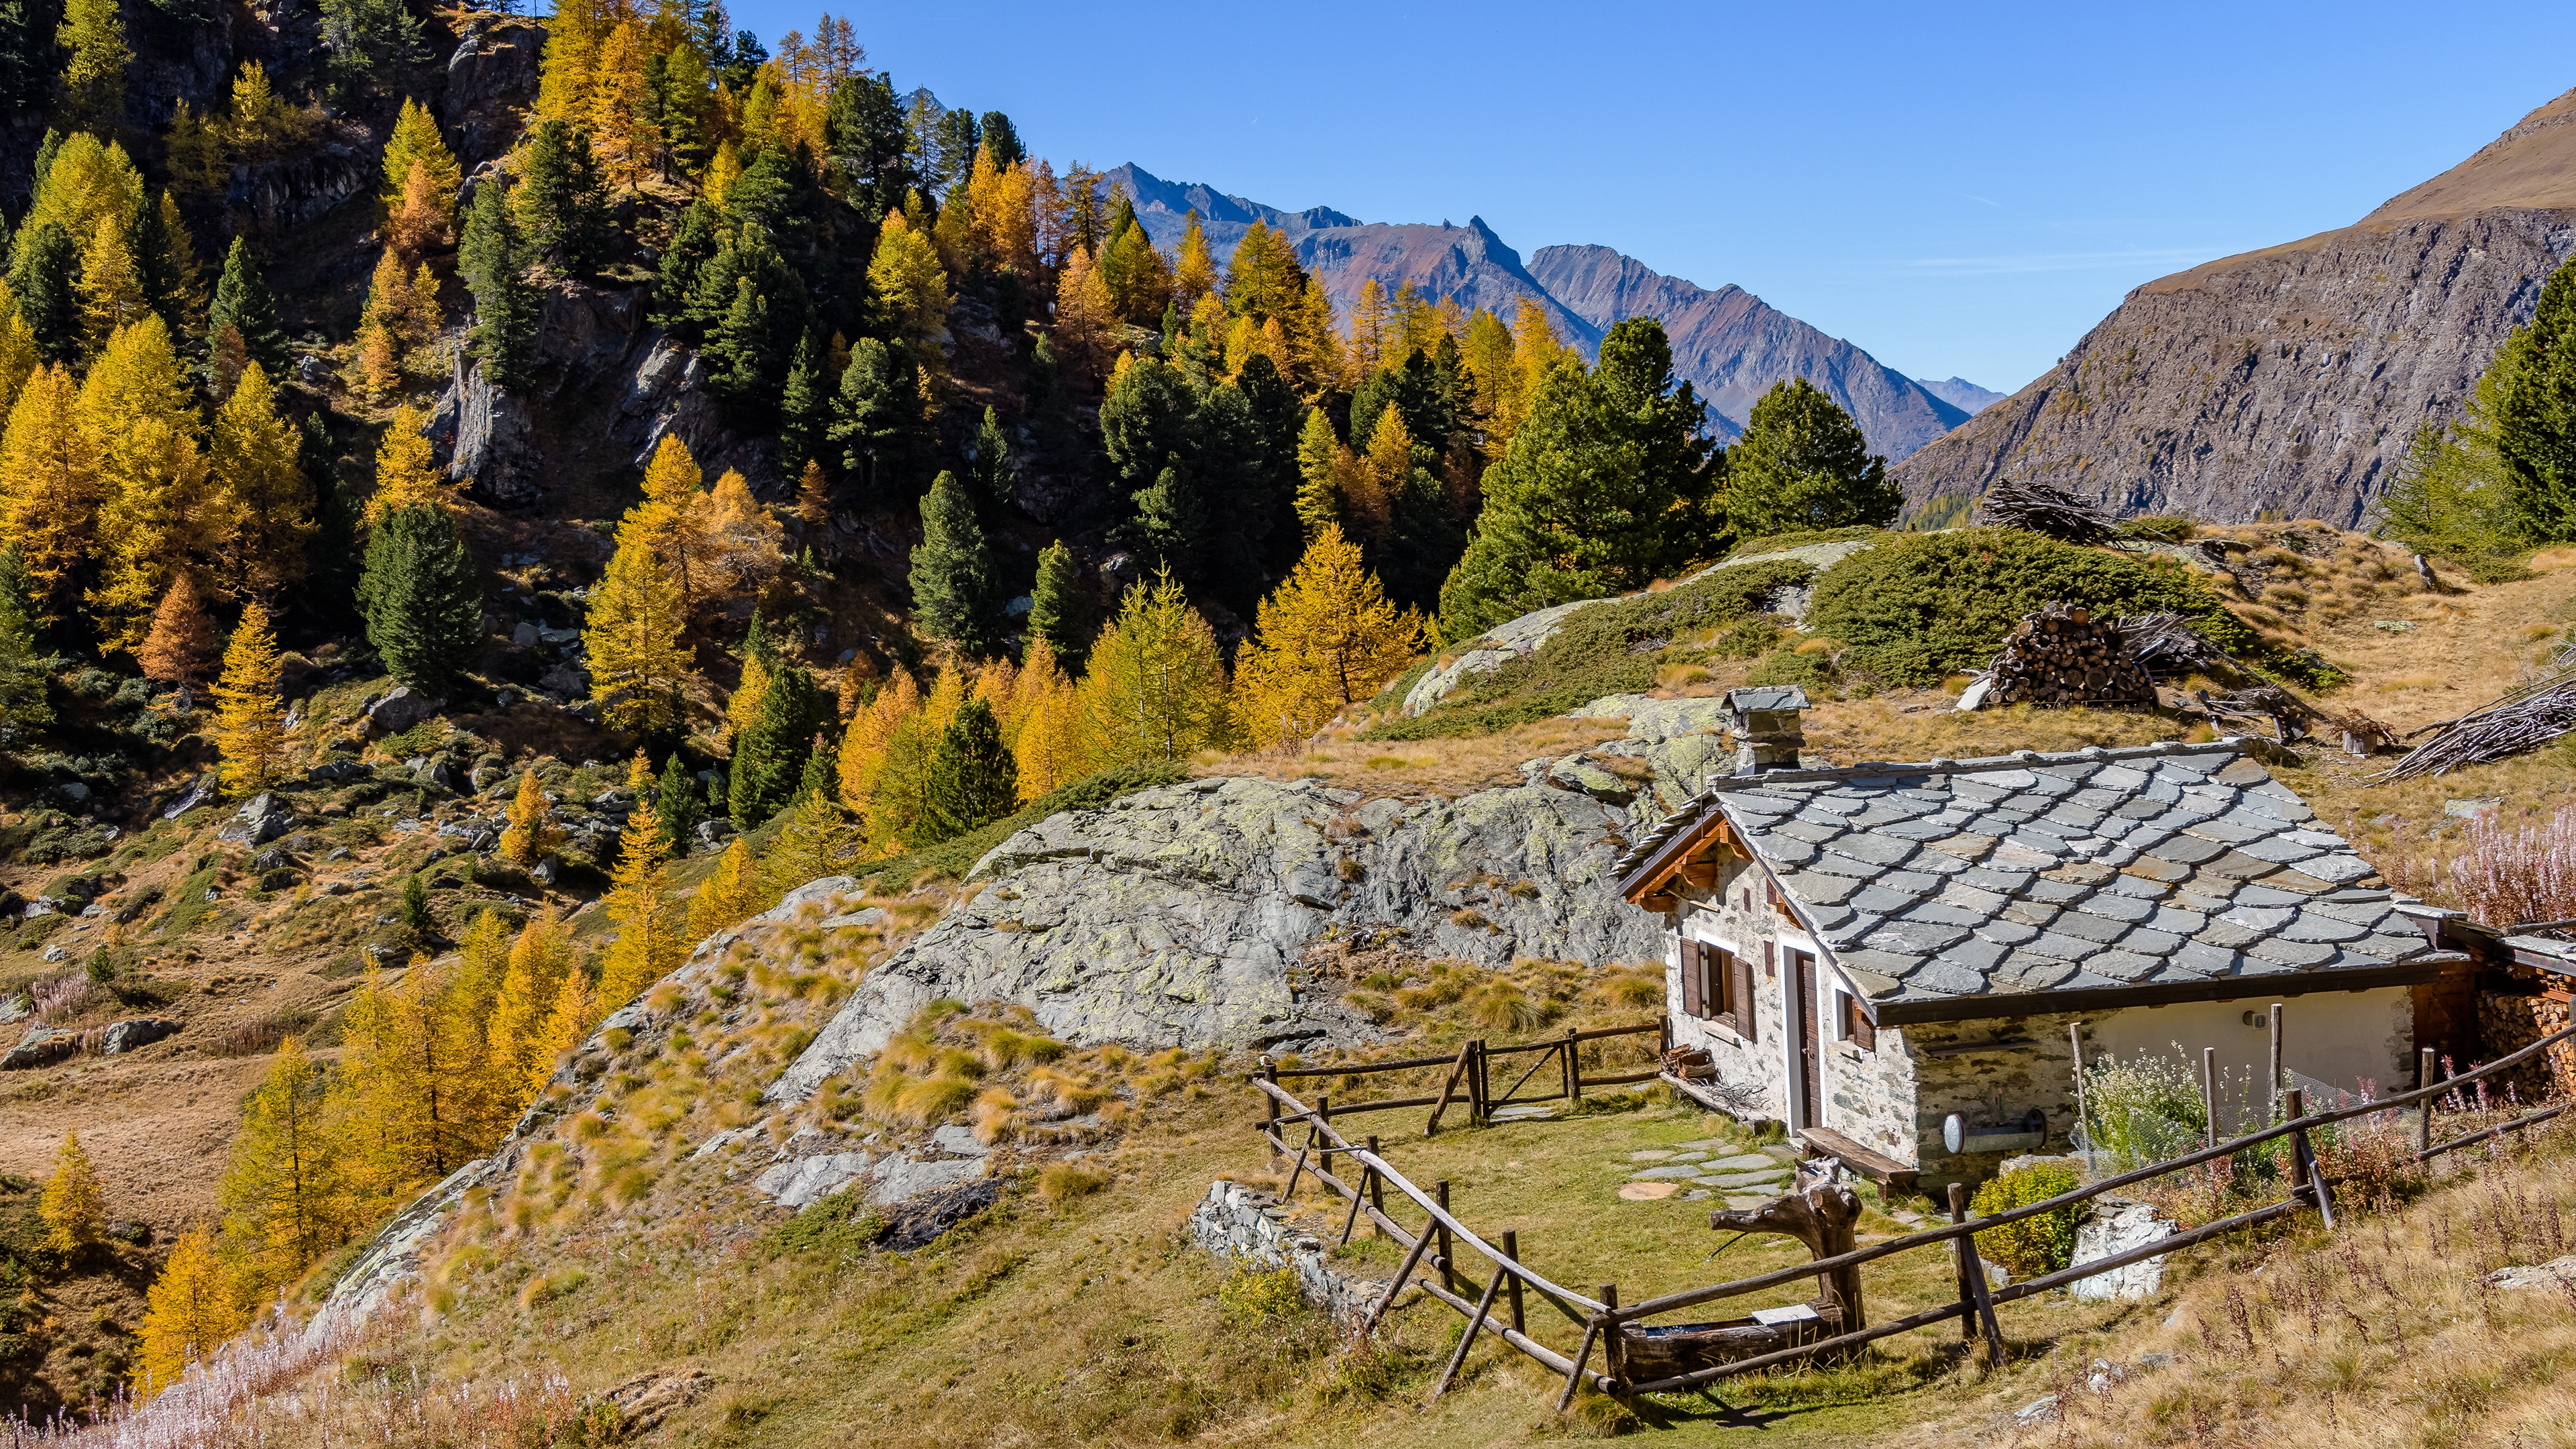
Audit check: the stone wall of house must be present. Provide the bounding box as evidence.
[1907,1012,2092,1194]
[1666,857,1789,1122]
[1825,1025,1919,1165]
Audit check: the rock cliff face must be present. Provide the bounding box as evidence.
[1895,87,2576,527]
[1527,245,1970,458]
[766,700,1752,1101]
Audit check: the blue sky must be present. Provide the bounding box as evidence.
[731,0,2576,394]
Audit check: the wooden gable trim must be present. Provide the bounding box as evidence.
[1620,806,1739,906]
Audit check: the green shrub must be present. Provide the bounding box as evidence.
[1725,525,1884,559]
[2082,1048,2208,1168]
[769,1184,889,1259]
[1710,616,1784,659]
[2116,515,2198,542]
[1216,1267,1308,1327]
[1969,1163,2084,1278]
[1805,527,2235,686]
[1746,649,1831,688]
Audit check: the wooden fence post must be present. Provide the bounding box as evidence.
[1599,1283,1623,1389]
[1427,1043,1473,1136]
[1502,1229,1525,1335]
[2284,1087,2337,1231]
[2417,1047,2437,1154]
[1433,1262,1511,1398]
[1470,1040,1488,1124]
[2068,1020,2092,1169]
[1316,1095,1332,1175]
[1263,1062,1279,1151]
[1436,1181,1455,1293]
[2201,1046,2218,1148]
[2269,1003,2285,1122]
[1949,1183,2005,1364]
[1566,1028,1582,1101]
[1368,1135,1384,1220]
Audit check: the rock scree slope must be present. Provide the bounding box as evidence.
[1895,85,2576,527]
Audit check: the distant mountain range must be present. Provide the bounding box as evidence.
[1894,87,2576,525]
[1916,376,2006,415]
[1097,163,1982,461]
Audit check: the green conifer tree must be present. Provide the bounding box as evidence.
[206,237,290,382]
[514,119,612,276]
[1723,376,1897,541]
[967,404,1012,521]
[830,336,919,502]
[458,179,536,388]
[357,504,481,689]
[908,470,996,653]
[920,696,1016,843]
[301,413,364,627]
[2493,253,2576,541]
[654,753,702,857]
[1026,538,1089,669]
[777,329,828,471]
[727,664,828,827]
[0,543,52,753]
[9,222,81,366]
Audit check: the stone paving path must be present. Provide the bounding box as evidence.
[1625,1138,1802,1207]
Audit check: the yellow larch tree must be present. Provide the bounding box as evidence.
[584,527,693,732]
[80,315,209,652]
[54,0,130,134]
[595,804,680,1012]
[207,361,315,602]
[525,960,598,1100]
[1232,524,1425,749]
[533,0,610,121]
[0,284,39,421]
[632,434,716,609]
[1051,245,1115,382]
[379,98,461,227]
[387,160,449,261]
[488,910,576,1111]
[497,769,564,865]
[454,908,515,1018]
[1077,570,1232,768]
[217,1037,343,1296]
[757,788,855,902]
[1349,278,1390,376]
[76,211,148,359]
[384,956,488,1176]
[0,364,101,623]
[366,405,453,520]
[40,1130,105,1256]
[684,836,762,942]
[869,213,953,362]
[357,250,441,397]
[1171,211,1216,314]
[836,663,916,804]
[130,1224,244,1395]
[210,602,288,798]
[19,131,144,258]
[1009,636,1084,801]
[706,467,786,600]
[588,21,654,186]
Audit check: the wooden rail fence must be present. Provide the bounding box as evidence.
[1246,1016,2576,1406]
[1257,1020,1667,1141]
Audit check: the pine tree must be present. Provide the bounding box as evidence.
[1439,319,1719,640]
[1233,525,1424,747]
[138,572,220,684]
[683,835,761,940]
[40,1129,103,1257]
[358,504,481,689]
[830,335,923,500]
[317,0,423,95]
[1026,539,1089,668]
[209,362,316,602]
[498,769,563,866]
[365,405,451,519]
[379,98,462,223]
[586,527,694,732]
[1077,569,1232,767]
[967,405,1012,521]
[2492,252,2576,540]
[217,1038,343,1293]
[1723,376,1896,539]
[655,752,702,857]
[458,179,537,388]
[83,316,210,653]
[515,119,612,274]
[8,223,81,368]
[206,238,290,385]
[729,664,828,827]
[910,470,996,653]
[919,696,1016,842]
[596,804,680,1010]
[131,1224,244,1394]
[303,412,366,625]
[132,193,201,343]
[0,544,50,752]
[0,363,99,623]
[777,329,829,472]
[211,603,288,797]
[54,0,127,133]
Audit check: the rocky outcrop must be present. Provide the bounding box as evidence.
[1189,1179,1395,1332]
[1401,598,1605,715]
[429,354,546,506]
[1528,244,1970,458]
[439,17,546,163]
[1897,87,2576,527]
[766,722,1735,1099]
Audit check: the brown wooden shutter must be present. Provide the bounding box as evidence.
[1733,953,1757,1043]
[1849,994,1876,1052]
[1679,939,1703,1019]
[1763,940,1776,981]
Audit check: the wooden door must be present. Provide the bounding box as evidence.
[1793,951,1820,1128]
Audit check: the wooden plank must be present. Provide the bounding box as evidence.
[1951,1183,2004,1362]
[1358,1211,1439,1338]
[1557,1322,1600,1411]
[1425,1044,1473,1136]
[1269,1051,1463,1079]
[1796,1126,1918,1191]
[2418,1101,2569,1161]
[1433,1263,1511,1397]
[1582,1069,1664,1087]
[1868,957,2463,1027]
[1408,1274,1602,1386]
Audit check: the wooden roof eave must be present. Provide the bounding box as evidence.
[1619,804,1738,906]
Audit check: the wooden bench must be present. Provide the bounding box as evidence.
[1794,1126,1919,1194]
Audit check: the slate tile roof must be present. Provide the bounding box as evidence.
[1617,739,2445,1015]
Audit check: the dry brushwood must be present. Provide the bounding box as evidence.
[1980,477,2116,544]
[2373,663,2576,782]
[2115,612,2233,677]
[1982,602,2158,707]
[2119,612,2397,756]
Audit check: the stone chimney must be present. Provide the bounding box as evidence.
[1722,686,1809,775]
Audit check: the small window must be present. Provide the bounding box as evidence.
[1838,991,1876,1052]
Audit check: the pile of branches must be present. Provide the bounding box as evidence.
[1984,602,2158,706]
[2374,663,2576,782]
[1980,477,2116,545]
[2114,612,2234,676]
[2122,612,2398,755]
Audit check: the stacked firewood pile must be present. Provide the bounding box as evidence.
[1984,602,2157,706]
[1980,477,2116,545]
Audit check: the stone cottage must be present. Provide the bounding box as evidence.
[1615,706,2471,1191]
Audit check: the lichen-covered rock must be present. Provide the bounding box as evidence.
[1400,598,1603,715]
[767,767,1678,1101]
